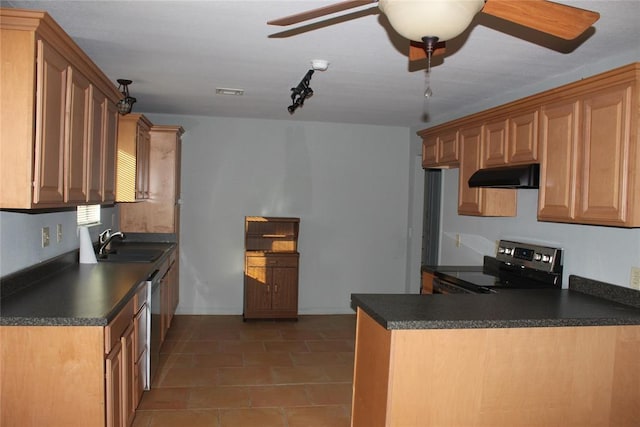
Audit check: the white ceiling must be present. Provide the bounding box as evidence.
[6,0,640,128]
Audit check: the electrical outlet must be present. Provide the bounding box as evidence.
[455,233,461,248]
[630,267,640,290]
[56,224,63,243]
[41,227,50,248]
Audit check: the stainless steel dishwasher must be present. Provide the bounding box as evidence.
[147,260,169,388]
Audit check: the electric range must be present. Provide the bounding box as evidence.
[432,240,563,294]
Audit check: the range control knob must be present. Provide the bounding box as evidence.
[534,253,542,261]
[498,247,505,254]
[504,248,513,256]
[541,255,552,263]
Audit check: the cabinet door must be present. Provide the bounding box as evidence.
[458,125,484,215]
[422,135,437,167]
[65,68,90,203]
[160,271,170,343]
[538,100,580,221]
[483,119,509,167]
[271,267,298,313]
[459,125,517,217]
[135,126,151,199]
[576,84,633,225]
[33,40,67,205]
[102,101,118,202]
[87,86,105,202]
[437,130,459,165]
[170,259,180,315]
[245,264,272,313]
[105,340,123,427]
[122,324,136,427]
[509,110,539,163]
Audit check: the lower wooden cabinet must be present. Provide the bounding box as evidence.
[351,308,640,427]
[106,322,135,427]
[132,291,148,410]
[105,340,124,427]
[421,271,435,294]
[0,289,148,427]
[104,297,136,427]
[160,254,179,341]
[244,253,299,319]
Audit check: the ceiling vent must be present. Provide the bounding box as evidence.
[215,87,244,96]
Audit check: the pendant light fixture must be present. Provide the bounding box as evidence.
[116,79,137,115]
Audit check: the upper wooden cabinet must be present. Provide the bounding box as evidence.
[120,125,184,233]
[0,9,121,209]
[420,62,640,227]
[116,114,152,202]
[420,128,459,168]
[508,110,539,164]
[483,118,509,167]
[458,124,517,217]
[538,65,640,227]
[538,100,580,221]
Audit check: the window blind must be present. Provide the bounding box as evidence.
[77,205,101,226]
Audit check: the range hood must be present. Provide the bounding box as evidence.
[468,164,540,189]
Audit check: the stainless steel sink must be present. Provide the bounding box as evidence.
[97,248,164,263]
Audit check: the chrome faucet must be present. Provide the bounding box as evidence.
[98,229,126,255]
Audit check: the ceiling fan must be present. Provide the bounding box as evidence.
[268,0,600,62]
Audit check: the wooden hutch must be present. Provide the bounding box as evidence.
[243,217,300,320]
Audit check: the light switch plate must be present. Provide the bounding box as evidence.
[630,267,640,290]
[41,227,50,248]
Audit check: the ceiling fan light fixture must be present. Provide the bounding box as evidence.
[379,0,484,42]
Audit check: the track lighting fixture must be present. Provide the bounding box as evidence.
[288,70,314,114]
[287,60,329,114]
[116,79,137,115]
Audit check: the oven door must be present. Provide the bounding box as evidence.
[432,278,478,294]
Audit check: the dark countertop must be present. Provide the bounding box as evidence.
[0,242,176,326]
[352,288,640,330]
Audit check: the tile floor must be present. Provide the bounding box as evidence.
[132,314,356,427]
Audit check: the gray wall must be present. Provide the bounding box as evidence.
[438,170,640,288]
[0,206,118,277]
[147,114,416,314]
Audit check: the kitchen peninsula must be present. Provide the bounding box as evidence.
[350,279,640,427]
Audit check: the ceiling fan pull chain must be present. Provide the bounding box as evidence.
[424,69,433,98]
[422,36,439,98]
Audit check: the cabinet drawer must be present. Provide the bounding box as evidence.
[105,298,134,354]
[246,255,299,268]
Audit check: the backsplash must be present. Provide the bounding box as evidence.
[0,205,118,277]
